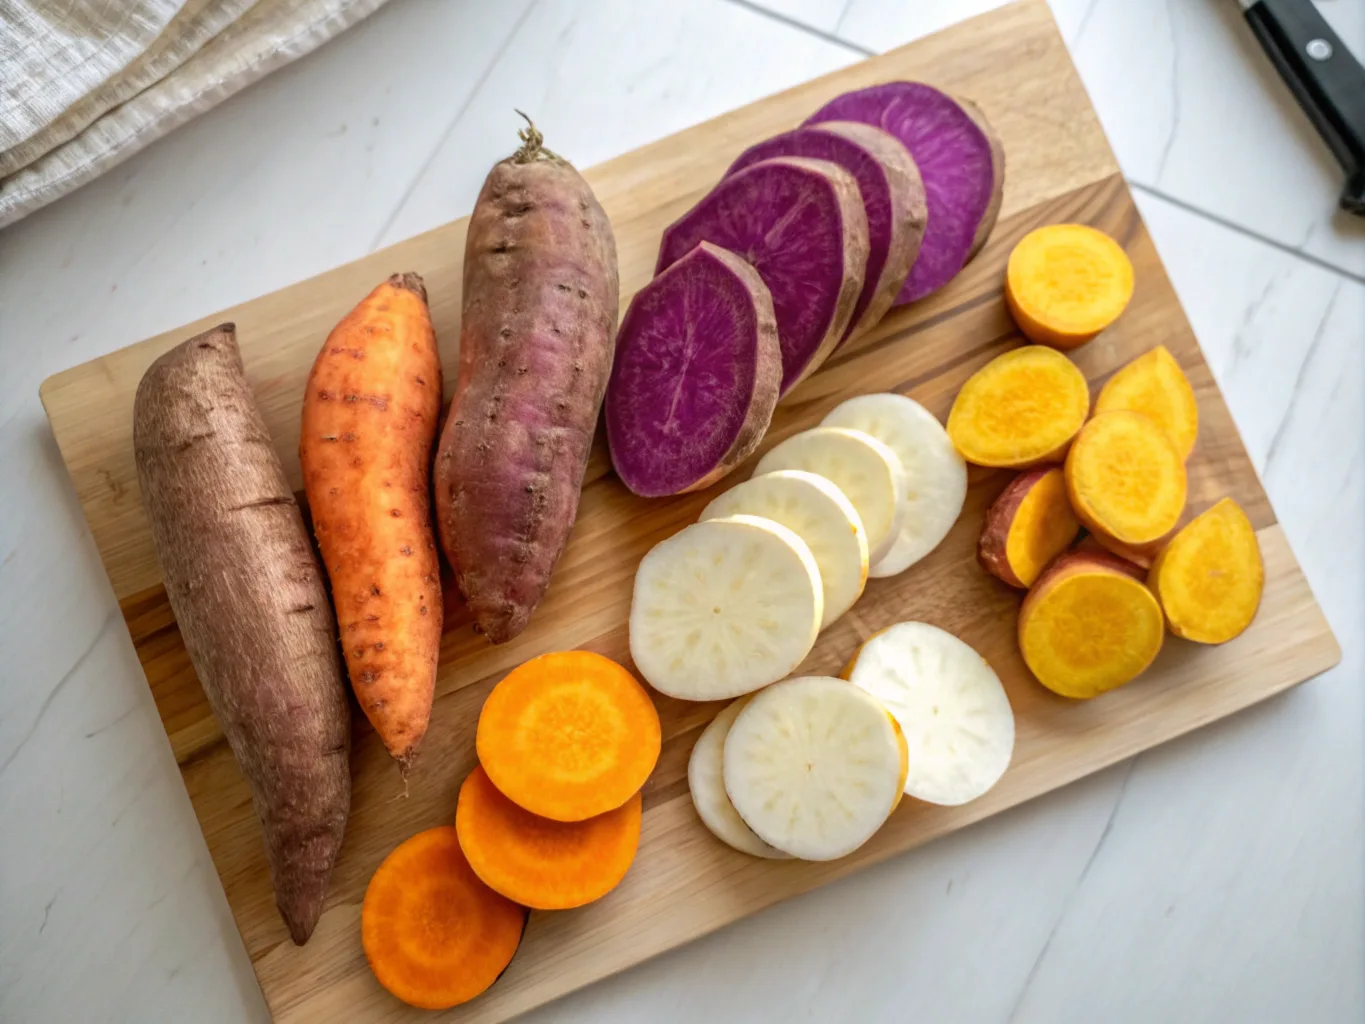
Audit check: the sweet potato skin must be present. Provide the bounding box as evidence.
[134,325,350,945]
[977,467,1079,588]
[300,274,443,767]
[436,137,619,644]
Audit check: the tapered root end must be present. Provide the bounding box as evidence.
[387,272,428,303]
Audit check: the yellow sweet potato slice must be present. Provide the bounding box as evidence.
[1094,346,1199,460]
[1149,498,1263,644]
[946,346,1089,468]
[1005,224,1134,350]
[978,467,1080,588]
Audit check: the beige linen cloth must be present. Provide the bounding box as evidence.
[0,0,389,228]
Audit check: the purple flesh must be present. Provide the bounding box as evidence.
[806,82,996,304]
[656,157,865,395]
[724,126,898,341]
[607,243,779,497]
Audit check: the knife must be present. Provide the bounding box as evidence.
[1239,0,1365,216]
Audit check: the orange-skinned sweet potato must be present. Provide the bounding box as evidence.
[301,274,443,769]
[135,325,350,945]
[978,467,1080,588]
[435,118,619,644]
[1018,547,1164,699]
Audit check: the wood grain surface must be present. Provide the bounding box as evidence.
[39,2,1340,1021]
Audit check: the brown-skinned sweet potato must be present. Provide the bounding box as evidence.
[134,324,350,945]
[435,118,619,644]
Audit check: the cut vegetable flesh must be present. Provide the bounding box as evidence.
[1149,498,1263,644]
[724,675,907,860]
[607,242,781,496]
[656,156,869,394]
[946,346,1090,467]
[361,826,526,1010]
[629,514,822,700]
[822,392,967,576]
[806,81,1001,304]
[844,622,1014,806]
[1094,345,1199,460]
[701,469,868,629]
[754,426,907,565]
[688,696,791,859]
[456,765,642,910]
[476,650,661,822]
[724,121,926,342]
[1066,411,1187,545]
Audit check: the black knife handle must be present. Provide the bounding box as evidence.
[1244,0,1365,215]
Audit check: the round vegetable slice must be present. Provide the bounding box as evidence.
[1006,224,1134,350]
[822,392,967,576]
[946,346,1090,468]
[456,765,642,910]
[607,242,781,497]
[656,156,869,394]
[362,826,527,1010]
[476,650,661,822]
[701,469,868,629]
[754,426,907,564]
[724,676,907,860]
[724,121,926,342]
[1093,345,1199,460]
[806,82,1004,304]
[629,514,823,701]
[844,622,1014,806]
[687,696,791,859]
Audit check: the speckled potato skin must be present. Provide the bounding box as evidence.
[134,324,351,946]
[300,274,443,768]
[435,145,620,644]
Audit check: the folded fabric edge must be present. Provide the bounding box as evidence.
[0,0,390,231]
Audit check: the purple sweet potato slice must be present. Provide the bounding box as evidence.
[806,82,1004,304]
[724,121,926,344]
[608,242,781,497]
[656,156,868,395]
[955,95,1006,261]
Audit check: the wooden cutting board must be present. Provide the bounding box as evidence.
[40,1,1340,1020]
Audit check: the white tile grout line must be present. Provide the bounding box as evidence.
[720,0,1365,289]
[720,0,874,56]
[1131,183,1365,288]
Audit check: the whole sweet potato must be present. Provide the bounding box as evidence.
[435,118,620,643]
[134,324,350,945]
[301,274,443,770]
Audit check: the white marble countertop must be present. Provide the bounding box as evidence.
[1,1,1361,1021]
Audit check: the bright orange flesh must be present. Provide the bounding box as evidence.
[476,651,661,822]
[947,346,1090,468]
[1005,224,1134,349]
[362,826,526,1010]
[1149,498,1263,643]
[979,467,1081,588]
[1094,345,1199,460]
[457,765,642,910]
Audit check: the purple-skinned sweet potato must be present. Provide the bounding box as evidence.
[806,82,1004,304]
[606,242,781,497]
[434,118,620,644]
[656,156,868,396]
[724,121,925,344]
